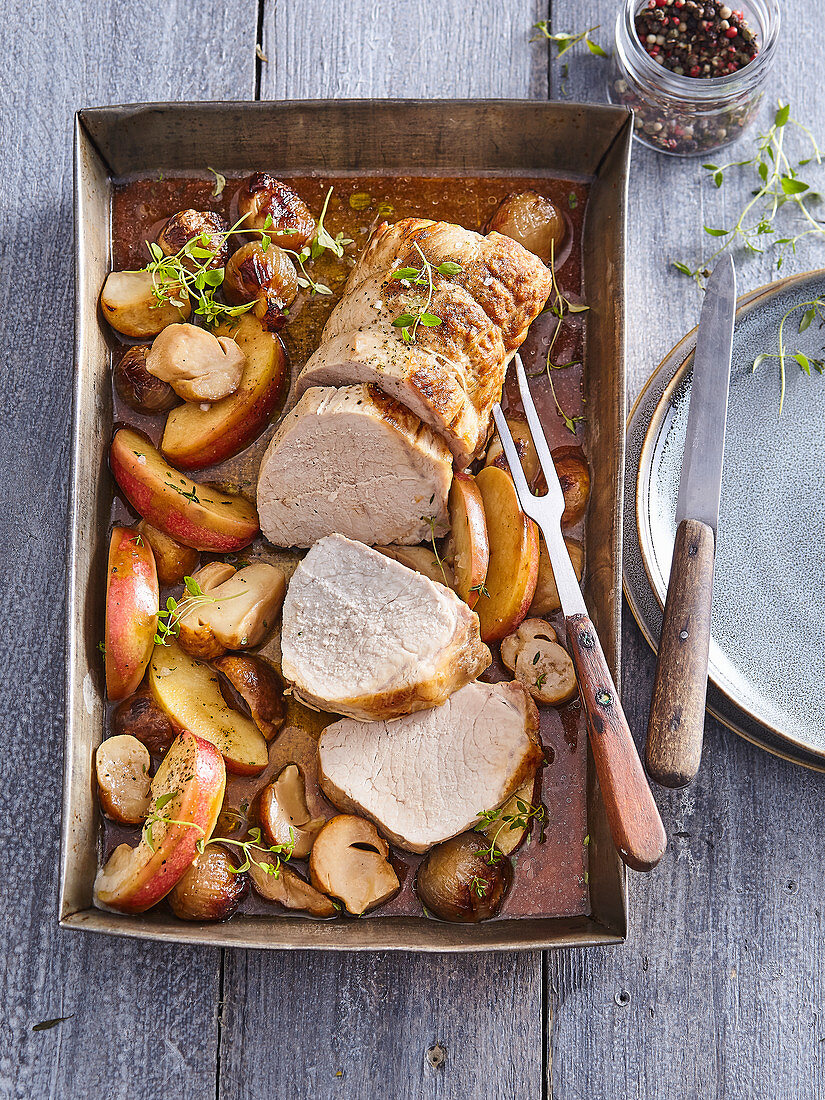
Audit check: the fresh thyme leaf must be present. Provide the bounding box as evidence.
[390,245,462,344]
[32,1016,74,1032]
[469,875,489,898]
[470,582,490,599]
[751,295,825,413]
[422,515,448,584]
[475,798,546,864]
[535,672,548,689]
[531,22,608,60]
[207,167,226,197]
[97,640,106,654]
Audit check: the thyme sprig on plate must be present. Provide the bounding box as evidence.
[154,575,238,647]
[391,246,463,344]
[474,797,546,865]
[531,22,609,59]
[752,296,825,415]
[674,104,825,286]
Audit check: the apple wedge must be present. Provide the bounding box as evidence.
[110,428,259,552]
[148,639,269,774]
[94,731,225,914]
[445,471,489,608]
[161,314,288,469]
[105,526,159,701]
[473,466,540,643]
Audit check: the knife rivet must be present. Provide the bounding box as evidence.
[580,631,594,649]
[688,543,698,557]
[680,629,689,640]
[596,690,612,707]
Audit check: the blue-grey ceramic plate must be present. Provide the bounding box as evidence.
[627,270,825,770]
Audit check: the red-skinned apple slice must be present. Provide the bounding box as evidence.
[473,465,540,643]
[148,639,270,774]
[161,314,288,469]
[105,525,159,701]
[94,731,226,914]
[445,470,489,608]
[110,427,259,552]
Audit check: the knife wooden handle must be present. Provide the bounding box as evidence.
[646,518,716,789]
[567,613,667,872]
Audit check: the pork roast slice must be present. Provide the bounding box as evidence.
[318,679,543,852]
[257,384,452,548]
[280,534,490,721]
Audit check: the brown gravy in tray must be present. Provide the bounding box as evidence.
[106,172,591,923]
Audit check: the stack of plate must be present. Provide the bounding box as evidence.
[625,270,825,771]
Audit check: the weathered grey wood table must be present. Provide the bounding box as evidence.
[3,1,823,1096]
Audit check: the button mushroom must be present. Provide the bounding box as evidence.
[486,190,566,265]
[235,173,316,248]
[156,209,230,270]
[145,323,247,403]
[176,563,287,660]
[309,815,400,915]
[95,734,152,824]
[258,764,325,858]
[552,446,591,528]
[114,345,178,414]
[135,521,200,588]
[112,686,177,755]
[101,270,190,337]
[415,833,511,922]
[500,618,578,706]
[248,858,338,918]
[213,654,285,739]
[223,241,299,331]
[168,846,249,921]
[529,538,584,617]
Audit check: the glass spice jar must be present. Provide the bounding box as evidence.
[608,0,780,156]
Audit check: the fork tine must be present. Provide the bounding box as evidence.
[491,405,535,510]
[513,354,565,510]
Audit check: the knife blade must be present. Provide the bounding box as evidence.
[645,255,737,788]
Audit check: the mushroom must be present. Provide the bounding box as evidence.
[190,561,237,591]
[552,446,591,528]
[484,416,544,492]
[223,241,299,331]
[168,846,248,921]
[415,833,511,922]
[258,764,325,857]
[213,654,285,739]
[156,209,230,270]
[486,190,566,264]
[478,779,538,857]
[235,173,316,248]
[309,815,400,915]
[135,521,200,588]
[100,270,190,337]
[248,859,338,917]
[177,563,287,660]
[145,323,247,403]
[95,734,152,824]
[529,538,584,617]
[112,687,176,754]
[114,345,178,414]
[500,618,578,706]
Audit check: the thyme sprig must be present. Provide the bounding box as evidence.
[674,104,825,286]
[391,246,462,344]
[154,575,237,647]
[258,187,354,297]
[531,22,609,59]
[469,875,490,898]
[143,791,205,852]
[474,797,547,865]
[422,514,448,584]
[752,296,825,415]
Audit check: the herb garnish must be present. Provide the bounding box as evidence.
[207,167,226,197]
[32,1016,74,1032]
[391,245,462,344]
[469,875,489,898]
[470,581,490,599]
[531,22,609,59]
[153,575,237,647]
[752,296,825,414]
[422,515,448,584]
[474,798,547,865]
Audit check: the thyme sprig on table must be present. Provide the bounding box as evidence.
[674,104,825,286]
[391,246,463,344]
[531,22,609,59]
[474,798,547,865]
[752,296,825,415]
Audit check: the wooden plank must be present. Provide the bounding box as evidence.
[550,1,825,1096]
[0,2,257,1096]
[219,4,550,1099]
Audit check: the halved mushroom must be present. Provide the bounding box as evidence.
[529,538,584,617]
[484,417,544,492]
[101,270,190,338]
[235,173,316,248]
[415,833,511,922]
[309,815,400,915]
[214,654,285,739]
[486,191,566,265]
[552,446,590,528]
[112,687,177,754]
[190,561,237,591]
[224,241,299,331]
[248,858,338,917]
[136,521,199,587]
[146,323,247,404]
[500,618,578,706]
[157,209,230,270]
[168,846,248,921]
[258,764,325,858]
[374,545,454,587]
[95,734,152,824]
[114,345,178,414]
[177,563,287,660]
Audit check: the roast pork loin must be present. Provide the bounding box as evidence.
[295,219,554,466]
[257,383,452,548]
[318,679,543,852]
[280,534,490,721]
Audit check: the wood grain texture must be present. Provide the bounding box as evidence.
[646,519,716,788]
[0,2,255,1096]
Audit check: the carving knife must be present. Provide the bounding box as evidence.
[645,254,737,788]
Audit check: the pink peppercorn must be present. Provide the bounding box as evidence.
[725,27,738,38]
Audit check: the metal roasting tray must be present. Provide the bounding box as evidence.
[66,100,632,951]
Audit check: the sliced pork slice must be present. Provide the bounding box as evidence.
[257,384,452,548]
[318,680,543,852]
[280,534,490,721]
[295,219,553,466]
